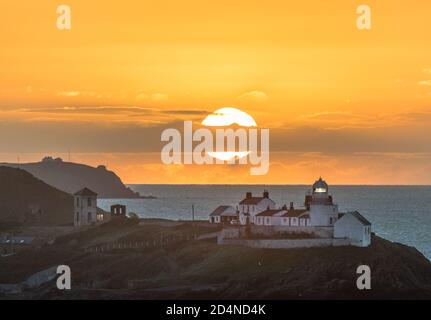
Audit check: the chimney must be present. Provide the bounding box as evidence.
[290,202,294,210]
[263,190,269,198]
[246,192,252,199]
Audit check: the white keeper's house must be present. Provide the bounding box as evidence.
[209,178,372,247]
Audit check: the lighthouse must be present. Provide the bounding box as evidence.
[307,178,339,227]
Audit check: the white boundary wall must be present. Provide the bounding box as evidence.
[219,238,351,248]
[249,225,334,238]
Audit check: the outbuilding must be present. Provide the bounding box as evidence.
[209,205,237,224]
[334,211,371,247]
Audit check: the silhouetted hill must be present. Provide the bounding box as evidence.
[0,166,73,226]
[1,157,140,198]
[1,221,430,299]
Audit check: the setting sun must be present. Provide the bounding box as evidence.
[202,107,257,127]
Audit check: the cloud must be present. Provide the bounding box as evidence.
[135,92,169,104]
[56,91,98,97]
[297,111,364,121]
[418,80,431,86]
[135,92,149,101]
[163,109,208,115]
[423,68,431,74]
[1,105,208,127]
[151,93,169,103]
[295,111,375,129]
[238,90,268,103]
[22,106,156,115]
[294,109,431,130]
[57,91,81,97]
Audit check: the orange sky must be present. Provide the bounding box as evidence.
[1,1,431,184]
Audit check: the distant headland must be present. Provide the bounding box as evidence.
[1,157,149,199]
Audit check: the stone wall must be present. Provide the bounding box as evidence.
[247,225,334,238]
[219,238,351,249]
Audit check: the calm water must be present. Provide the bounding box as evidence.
[98,185,431,260]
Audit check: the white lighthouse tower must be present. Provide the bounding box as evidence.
[307,178,339,227]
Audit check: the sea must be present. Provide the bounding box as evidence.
[98,185,431,260]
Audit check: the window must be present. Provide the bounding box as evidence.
[87,197,92,207]
[88,212,92,223]
[76,212,79,223]
[76,197,79,206]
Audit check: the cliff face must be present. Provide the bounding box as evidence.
[1,221,430,299]
[1,158,140,198]
[0,166,73,226]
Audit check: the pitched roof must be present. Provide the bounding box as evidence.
[239,197,265,205]
[350,211,371,226]
[74,187,98,196]
[282,209,308,218]
[338,212,346,218]
[255,209,286,217]
[209,205,236,216]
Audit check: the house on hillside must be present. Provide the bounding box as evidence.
[254,209,287,226]
[74,188,98,227]
[253,206,311,227]
[238,191,276,219]
[209,206,237,224]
